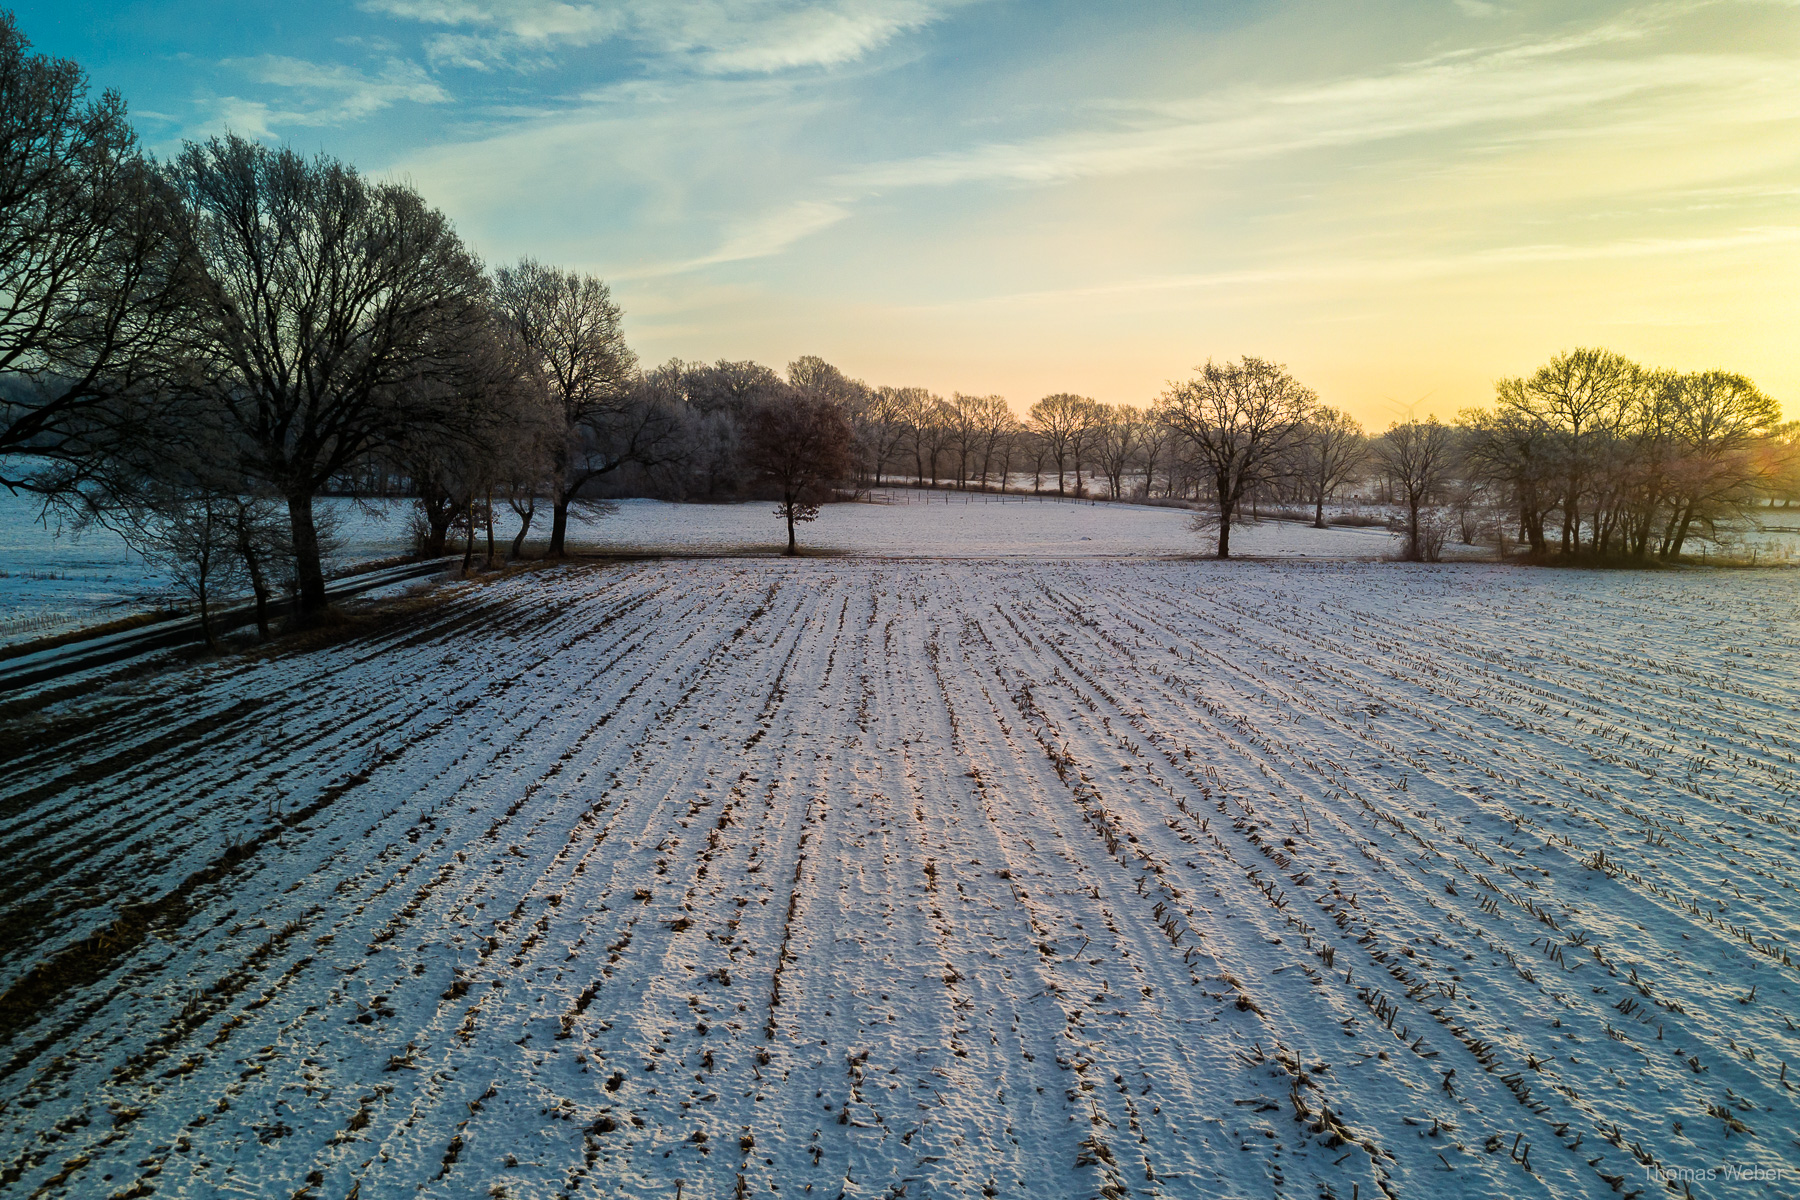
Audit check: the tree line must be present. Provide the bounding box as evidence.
[796,351,1795,565]
[2,14,1795,644]
[0,17,860,637]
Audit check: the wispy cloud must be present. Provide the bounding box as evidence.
[360,0,977,74]
[625,200,853,277]
[841,36,1797,191]
[915,227,1800,310]
[209,56,451,137]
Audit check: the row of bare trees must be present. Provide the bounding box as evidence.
[2,16,1790,627]
[1147,350,1795,563]
[1462,348,1792,559]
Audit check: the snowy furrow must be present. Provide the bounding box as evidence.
[2,559,1797,1199]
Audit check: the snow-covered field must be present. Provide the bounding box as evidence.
[3,559,1798,1198]
[568,495,1425,560]
[0,490,1466,648]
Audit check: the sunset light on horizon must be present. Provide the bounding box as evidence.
[11,0,1799,422]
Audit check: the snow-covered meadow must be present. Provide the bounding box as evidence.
[566,494,1423,559]
[3,558,1798,1198]
[0,488,1469,648]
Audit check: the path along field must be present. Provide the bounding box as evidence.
[1,559,1798,1199]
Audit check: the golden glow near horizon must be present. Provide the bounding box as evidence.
[28,0,1800,427]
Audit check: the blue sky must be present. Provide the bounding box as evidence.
[15,0,1800,422]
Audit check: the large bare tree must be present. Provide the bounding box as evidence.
[162,134,488,611]
[1158,357,1315,557]
[493,258,655,557]
[0,14,186,488]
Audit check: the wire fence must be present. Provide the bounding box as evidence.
[858,487,1109,506]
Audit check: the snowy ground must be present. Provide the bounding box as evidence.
[0,493,416,646]
[0,490,1466,649]
[3,559,1798,1198]
[566,495,1428,560]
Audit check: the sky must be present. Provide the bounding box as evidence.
[13,0,1799,426]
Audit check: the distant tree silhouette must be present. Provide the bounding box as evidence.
[1158,357,1316,558]
[743,393,853,555]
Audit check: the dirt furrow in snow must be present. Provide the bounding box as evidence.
[3,559,1797,1200]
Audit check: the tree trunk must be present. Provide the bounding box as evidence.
[1313,492,1326,529]
[548,499,570,558]
[1666,504,1696,559]
[785,500,798,556]
[510,503,534,559]
[1215,479,1234,559]
[244,547,271,639]
[462,498,476,572]
[197,578,215,649]
[287,491,327,613]
[485,489,495,568]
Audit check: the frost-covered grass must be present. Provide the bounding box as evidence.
[3,560,1798,1197]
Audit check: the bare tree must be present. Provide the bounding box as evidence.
[392,314,541,562]
[1295,406,1366,527]
[788,355,865,407]
[1375,418,1456,562]
[0,15,187,488]
[1764,420,1800,509]
[660,358,783,498]
[1495,347,1640,554]
[742,392,854,555]
[1657,370,1782,557]
[1157,357,1316,557]
[225,493,289,639]
[966,395,1014,489]
[159,134,487,611]
[946,392,986,488]
[859,385,914,487]
[86,483,240,648]
[1460,403,1557,554]
[1028,393,1089,495]
[1063,396,1106,497]
[1466,349,1783,561]
[911,392,953,487]
[1023,428,1048,493]
[1137,417,1174,498]
[1094,403,1144,500]
[494,258,662,557]
[496,385,559,560]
